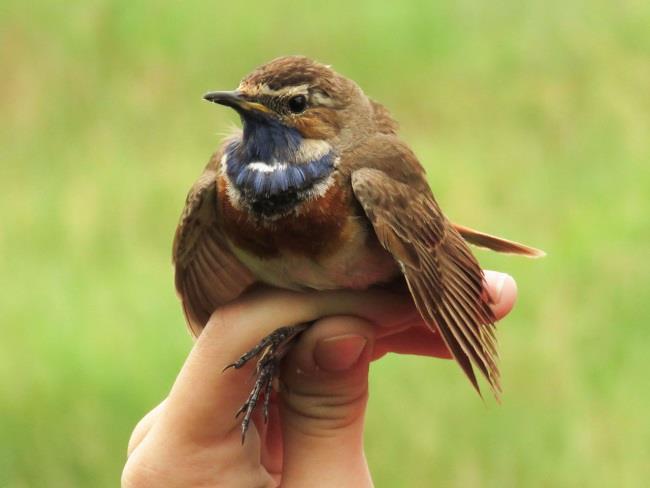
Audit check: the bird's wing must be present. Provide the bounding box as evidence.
[351,168,500,397]
[173,150,254,337]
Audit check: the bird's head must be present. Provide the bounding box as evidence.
[204,56,378,217]
[203,56,374,149]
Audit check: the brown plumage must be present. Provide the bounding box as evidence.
[173,56,543,434]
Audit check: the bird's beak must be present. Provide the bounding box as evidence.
[203,90,271,114]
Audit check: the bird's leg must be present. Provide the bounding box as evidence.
[225,323,310,442]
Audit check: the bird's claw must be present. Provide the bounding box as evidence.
[224,324,310,442]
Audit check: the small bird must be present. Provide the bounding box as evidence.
[173,56,543,438]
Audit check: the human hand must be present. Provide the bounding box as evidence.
[122,271,517,487]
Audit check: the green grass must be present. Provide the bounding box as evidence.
[1,1,649,486]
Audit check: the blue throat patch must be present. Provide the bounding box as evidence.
[225,116,335,198]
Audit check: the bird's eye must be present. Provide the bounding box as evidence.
[287,95,307,114]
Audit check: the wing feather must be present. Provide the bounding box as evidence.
[173,151,254,336]
[351,168,500,397]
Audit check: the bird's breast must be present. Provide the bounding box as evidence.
[217,174,399,290]
[224,134,337,202]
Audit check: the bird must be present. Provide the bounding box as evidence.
[172,55,544,439]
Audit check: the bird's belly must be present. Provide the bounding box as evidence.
[229,218,399,291]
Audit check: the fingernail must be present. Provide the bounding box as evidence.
[489,272,514,304]
[314,334,368,372]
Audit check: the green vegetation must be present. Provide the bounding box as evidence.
[1,1,649,486]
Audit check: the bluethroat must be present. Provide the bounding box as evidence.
[173,56,544,439]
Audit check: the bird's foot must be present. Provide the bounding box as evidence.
[225,323,310,442]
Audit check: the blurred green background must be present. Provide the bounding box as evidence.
[1,0,649,486]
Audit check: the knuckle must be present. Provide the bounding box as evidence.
[207,302,242,332]
[281,384,369,435]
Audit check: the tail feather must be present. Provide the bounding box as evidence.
[453,224,546,258]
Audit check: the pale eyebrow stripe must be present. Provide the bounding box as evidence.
[257,83,310,97]
[238,82,335,107]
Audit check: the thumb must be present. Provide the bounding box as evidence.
[279,316,375,487]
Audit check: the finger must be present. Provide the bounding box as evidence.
[483,270,518,319]
[256,396,283,482]
[236,286,421,331]
[151,273,515,446]
[126,400,167,457]
[153,287,419,447]
[373,328,451,360]
[373,271,518,359]
[280,316,374,487]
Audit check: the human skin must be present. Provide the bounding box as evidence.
[122,270,517,488]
